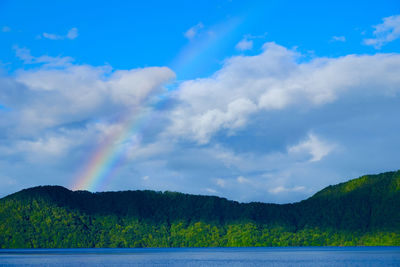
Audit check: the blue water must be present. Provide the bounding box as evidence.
[1,247,399,266]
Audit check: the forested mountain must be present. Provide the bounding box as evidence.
[1,170,399,248]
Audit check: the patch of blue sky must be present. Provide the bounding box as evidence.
[1,0,397,77]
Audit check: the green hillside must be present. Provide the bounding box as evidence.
[1,170,399,248]
[297,171,400,231]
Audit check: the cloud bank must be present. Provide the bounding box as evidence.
[1,38,400,203]
[167,42,400,144]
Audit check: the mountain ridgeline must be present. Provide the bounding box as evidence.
[1,170,400,248]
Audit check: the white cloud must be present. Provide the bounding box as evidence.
[364,15,400,49]
[17,136,73,159]
[205,188,217,194]
[13,46,74,66]
[42,32,59,40]
[288,133,335,162]
[183,98,257,144]
[12,65,174,132]
[269,185,306,194]
[2,40,400,204]
[167,42,400,144]
[237,176,250,184]
[0,49,177,195]
[2,26,11,32]
[43,27,79,40]
[0,48,175,152]
[215,178,226,188]
[127,139,173,161]
[235,38,253,51]
[107,68,174,106]
[184,22,204,39]
[0,119,125,163]
[331,36,346,42]
[66,27,78,39]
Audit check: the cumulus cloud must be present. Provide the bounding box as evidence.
[43,27,79,40]
[17,136,72,157]
[8,49,175,133]
[0,48,175,169]
[235,38,253,51]
[288,134,335,162]
[167,42,400,144]
[364,15,400,49]
[184,22,204,39]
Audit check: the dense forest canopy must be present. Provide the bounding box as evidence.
[1,170,399,248]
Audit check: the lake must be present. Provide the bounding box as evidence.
[1,247,399,266]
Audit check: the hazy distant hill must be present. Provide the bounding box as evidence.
[1,171,399,248]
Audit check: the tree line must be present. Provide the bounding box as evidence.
[1,170,399,248]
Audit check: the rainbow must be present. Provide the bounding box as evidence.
[71,18,241,192]
[72,106,151,192]
[171,17,242,79]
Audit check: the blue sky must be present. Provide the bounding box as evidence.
[1,0,400,203]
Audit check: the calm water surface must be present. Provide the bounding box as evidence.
[1,247,399,266]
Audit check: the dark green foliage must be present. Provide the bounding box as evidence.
[296,170,400,231]
[1,170,400,248]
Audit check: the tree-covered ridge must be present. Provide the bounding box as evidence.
[4,185,296,227]
[1,170,399,248]
[297,170,400,231]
